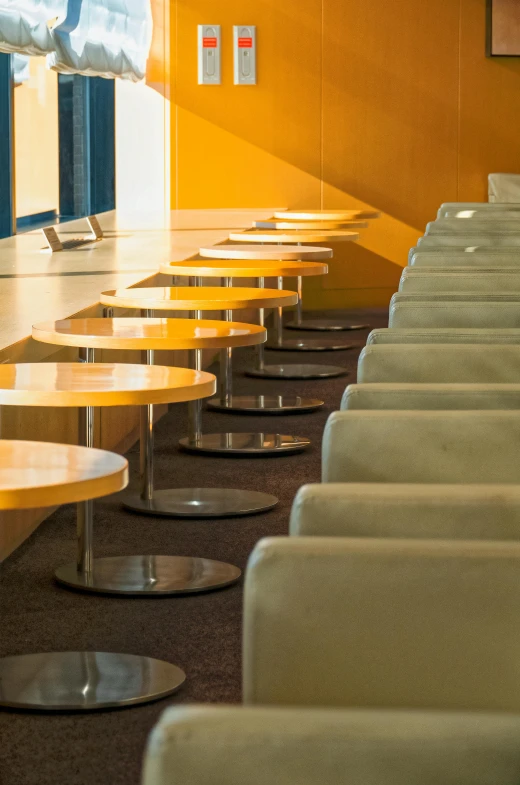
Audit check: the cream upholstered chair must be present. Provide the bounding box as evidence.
[290,483,520,540]
[408,249,520,265]
[417,235,520,248]
[322,410,520,483]
[244,536,520,710]
[342,382,520,410]
[357,345,520,384]
[438,202,520,217]
[367,327,520,345]
[426,219,520,235]
[389,300,520,327]
[391,293,520,310]
[399,269,520,293]
[143,704,520,785]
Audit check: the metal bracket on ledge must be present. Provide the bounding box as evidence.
[41,216,104,253]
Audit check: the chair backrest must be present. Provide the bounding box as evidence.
[418,236,520,247]
[342,382,520,411]
[367,327,520,345]
[399,270,520,293]
[358,344,520,384]
[244,536,520,711]
[391,293,520,309]
[438,202,520,217]
[290,482,520,540]
[143,704,520,785]
[389,300,520,328]
[322,410,520,483]
[409,249,520,265]
[426,219,520,235]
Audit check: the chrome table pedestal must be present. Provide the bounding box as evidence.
[285,277,369,331]
[0,652,185,711]
[207,277,323,415]
[247,279,350,381]
[181,281,311,455]
[58,349,242,592]
[265,279,354,351]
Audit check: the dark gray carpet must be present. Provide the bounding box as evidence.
[0,309,387,785]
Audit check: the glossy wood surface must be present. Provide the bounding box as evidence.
[228,230,358,244]
[33,318,266,351]
[0,440,128,510]
[99,287,298,311]
[274,210,381,221]
[254,220,368,230]
[0,363,216,407]
[0,209,281,355]
[159,259,329,277]
[199,244,333,261]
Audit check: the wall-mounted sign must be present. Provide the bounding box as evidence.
[487,0,520,56]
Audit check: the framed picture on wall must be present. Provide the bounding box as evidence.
[487,0,520,56]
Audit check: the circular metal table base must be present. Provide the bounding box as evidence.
[179,432,310,456]
[0,651,185,711]
[286,319,370,332]
[55,555,241,595]
[265,339,354,352]
[207,395,324,414]
[246,363,348,380]
[123,487,278,518]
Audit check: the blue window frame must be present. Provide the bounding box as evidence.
[0,59,115,238]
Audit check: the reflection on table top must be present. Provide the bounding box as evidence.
[0,439,128,509]
[0,362,216,406]
[274,209,381,221]
[199,244,333,261]
[33,318,266,351]
[160,259,329,277]
[228,231,359,244]
[99,286,298,310]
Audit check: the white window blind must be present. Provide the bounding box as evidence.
[47,0,153,82]
[0,0,66,56]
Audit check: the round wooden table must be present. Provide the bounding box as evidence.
[196,246,350,380]
[226,229,370,337]
[0,361,249,597]
[0,439,187,711]
[228,230,359,244]
[253,220,368,230]
[274,209,381,221]
[96,292,314,444]
[199,244,332,261]
[32,318,291,519]
[157,261,336,399]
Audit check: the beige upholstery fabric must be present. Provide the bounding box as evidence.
[426,219,520,235]
[391,293,520,310]
[409,249,520,266]
[489,173,520,203]
[244,536,520,710]
[399,270,520,293]
[322,410,520,483]
[143,704,520,785]
[357,345,520,384]
[389,300,520,327]
[417,236,520,247]
[367,327,520,345]
[438,202,520,217]
[445,210,520,220]
[342,382,520,410]
[290,483,520,540]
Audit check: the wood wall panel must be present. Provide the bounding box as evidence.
[459,0,520,199]
[173,0,322,209]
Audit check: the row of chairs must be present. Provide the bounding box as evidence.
[142,200,520,784]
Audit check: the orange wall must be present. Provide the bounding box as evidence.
[169,0,520,308]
